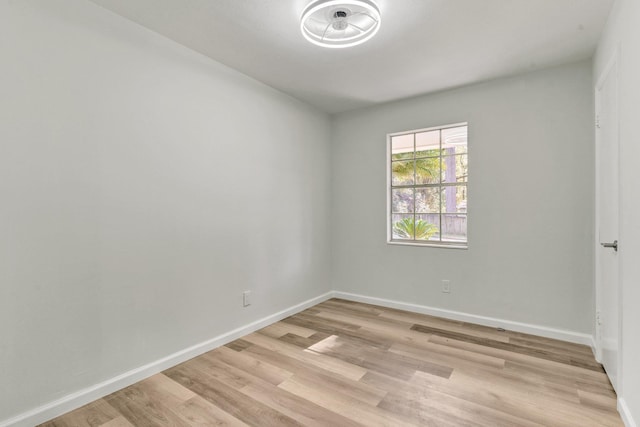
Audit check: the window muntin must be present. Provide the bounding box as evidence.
[388,124,468,247]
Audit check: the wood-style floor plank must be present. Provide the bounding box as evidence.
[98,417,136,427]
[366,370,543,427]
[208,346,294,386]
[172,396,249,426]
[40,298,623,426]
[240,377,364,427]
[39,400,122,427]
[165,363,302,427]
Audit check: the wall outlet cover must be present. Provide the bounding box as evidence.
[243,291,251,307]
[442,280,451,293]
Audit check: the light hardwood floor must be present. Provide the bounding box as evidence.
[40,299,623,426]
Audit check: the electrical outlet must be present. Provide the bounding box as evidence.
[243,290,251,307]
[442,280,451,293]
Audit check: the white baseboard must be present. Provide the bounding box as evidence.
[619,398,638,427]
[333,291,594,346]
[0,291,333,427]
[590,335,601,362]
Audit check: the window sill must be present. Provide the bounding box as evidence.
[387,240,468,250]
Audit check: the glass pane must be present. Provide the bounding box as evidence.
[392,188,414,213]
[415,187,440,213]
[441,153,456,183]
[391,134,414,160]
[441,154,468,183]
[454,145,468,155]
[442,147,456,156]
[441,214,467,243]
[441,126,467,151]
[442,185,467,213]
[392,160,414,185]
[415,157,440,184]
[415,214,440,241]
[457,154,468,182]
[391,214,414,240]
[415,130,441,158]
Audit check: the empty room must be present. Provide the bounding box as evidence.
[1,0,639,426]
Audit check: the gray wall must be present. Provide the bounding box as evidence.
[0,0,331,420]
[330,61,594,334]
[595,0,640,423]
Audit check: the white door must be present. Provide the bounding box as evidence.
[595,53,620,392]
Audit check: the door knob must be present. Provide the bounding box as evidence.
[601,240,618,251]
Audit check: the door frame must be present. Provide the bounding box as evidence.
[594,46,622,392]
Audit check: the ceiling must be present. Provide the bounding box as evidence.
[89,0,614,114]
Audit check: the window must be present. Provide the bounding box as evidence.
[387,123,468,248]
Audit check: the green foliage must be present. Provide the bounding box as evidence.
[393,217,439,240]
[392,157,440,184]
[391,152,413,160]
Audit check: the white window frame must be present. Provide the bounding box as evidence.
[386,122,468,249]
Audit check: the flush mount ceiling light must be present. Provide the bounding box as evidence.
[300,0,381,49]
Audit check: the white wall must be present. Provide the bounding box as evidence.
[0,0,330,421]
[595,1,640,425]
[331,61,594,334]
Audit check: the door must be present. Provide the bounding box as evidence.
[595,52,620,392]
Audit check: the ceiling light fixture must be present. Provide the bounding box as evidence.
[300,0,381,49]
